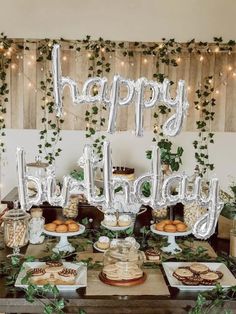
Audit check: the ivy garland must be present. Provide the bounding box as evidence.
[0,33,12,154]
[193,76,216,176]
[0,35,235,171]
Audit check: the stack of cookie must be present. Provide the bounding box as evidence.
[103,261,143,281]
[173,263,223,286]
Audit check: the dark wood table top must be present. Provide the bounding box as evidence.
[0,188,235,314]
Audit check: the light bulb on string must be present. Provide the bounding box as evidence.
[177,57,181,63]
[228,65,232,71]
[233,72,236,78]
[215,47,219,53]
[101,47,105,53]
[87,52,92,58]
[199,55,204,62]
[27,61,32,66]
[28,82,32,88]
[215,90,219,95]
[11,64,16,69]
[62,56,67,61]
[120,61,125,66]
[143,58,148,64]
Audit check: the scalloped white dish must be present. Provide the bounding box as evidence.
[15,261,87,291]
[162,262,236,290]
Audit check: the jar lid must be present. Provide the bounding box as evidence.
[3,209,30,220]
[31,207,43,218]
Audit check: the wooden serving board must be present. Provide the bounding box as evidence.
[99,271,147,287]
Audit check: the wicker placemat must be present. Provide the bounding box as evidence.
[86,269,170,296]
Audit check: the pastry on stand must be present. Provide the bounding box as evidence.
[44,219,85,253]
[150,220,191,254]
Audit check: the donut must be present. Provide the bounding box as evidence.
[56,224,68,233]
[156,222,165,231]
[173,220,182,225]
[44,223,57,232]
[65,219,76,225]
[164,224,177,232]
[52,219,63,225]
[176,223,188,232]
[68,223,80,232]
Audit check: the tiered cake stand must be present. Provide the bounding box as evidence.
[150,224,192,255]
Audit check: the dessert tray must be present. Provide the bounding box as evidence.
[44,224,85,253]
[101,221,133,231]
[15,261,87,291]
[162,262,236,290]
[150,224,191,254]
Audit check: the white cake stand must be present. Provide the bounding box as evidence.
[150,224,192,255]
[44,224,85,253]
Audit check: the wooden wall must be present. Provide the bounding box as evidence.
[5,41,236,132]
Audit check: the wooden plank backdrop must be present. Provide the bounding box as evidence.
[6,41,236,132]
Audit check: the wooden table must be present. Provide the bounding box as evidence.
[0,188,235,314]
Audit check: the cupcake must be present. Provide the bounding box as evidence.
[97,236,110,250]
[118,214,132,227]
[103,214,117,227]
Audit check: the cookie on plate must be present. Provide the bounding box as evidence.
[189,263,209,274]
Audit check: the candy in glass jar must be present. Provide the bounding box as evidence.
[29,208,45,244]
[3,209,30,257]
[63,195,79,218]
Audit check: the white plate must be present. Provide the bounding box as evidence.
[101,221,133,231]
[162,262,236,290]
[15,261,87,291]
[93,240,140,252]
[150,224,192,237]
[44,224,85,237]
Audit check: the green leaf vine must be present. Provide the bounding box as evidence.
[193,76,216,176]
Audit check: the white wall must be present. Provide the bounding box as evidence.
[2,129,235,198]
[0,0,236,42]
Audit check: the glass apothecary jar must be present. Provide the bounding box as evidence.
[3,209,30,257]
[101,240,145,285]
[63,195,79,218]
[29,208,45,244]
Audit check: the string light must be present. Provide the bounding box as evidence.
[40,67,44,71]
[87,52,92,58]
[11,64,16,69]
[215,47,219,53]
[130,62,134,67]
[31,55,35,60]
[215,90,219,94]
[62,56,67,61]
[16,55,19,59]
[208,79,213,84]
[228,65,232,71]
[27,61,32,66]
[187,86,191,91]
[28,82,32,88]
[101,47,105,53]
[199,55,204,62]
[177,57,181,63]
[219,72,223,77]
[233,72,236,77]
[120,61,125,66]
[143,58,148,64]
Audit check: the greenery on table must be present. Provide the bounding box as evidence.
[189,284,236,314]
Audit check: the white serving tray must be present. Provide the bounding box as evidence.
[15,261,87,291]
[162,262,236,290]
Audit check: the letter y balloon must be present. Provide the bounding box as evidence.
[52,44,189,137]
